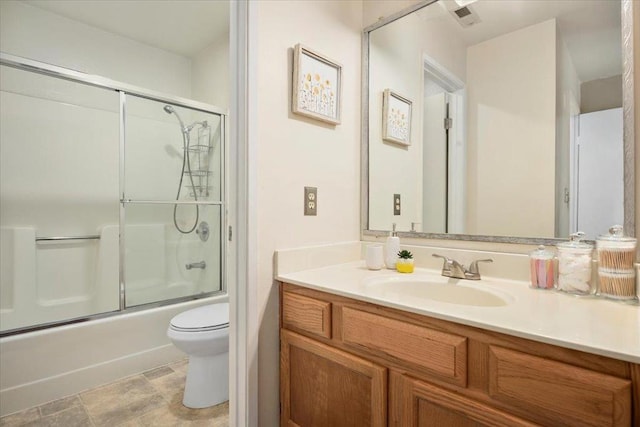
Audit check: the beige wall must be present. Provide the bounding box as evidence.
[255,1,362,425]
[362,0,419,28]
[465,20,557,237]
[368,14,425,231]
[368,3,467,232]
[581,75,623,114]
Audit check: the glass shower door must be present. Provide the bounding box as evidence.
[123,95,224,307]
[0,64,120,332]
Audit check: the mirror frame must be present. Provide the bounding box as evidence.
[361,0,635,245]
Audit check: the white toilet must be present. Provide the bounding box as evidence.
[167,302,229,408]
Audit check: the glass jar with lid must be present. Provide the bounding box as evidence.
[557,232,594,296]
[529,245,555,289]
[596,225,637,302]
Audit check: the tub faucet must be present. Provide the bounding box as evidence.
[432,254,492,280]
[186,261,206,270]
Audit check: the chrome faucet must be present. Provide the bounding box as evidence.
[432,254,492,280]
[185,261,206,270]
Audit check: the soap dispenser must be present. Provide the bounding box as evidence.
[384,224,400,269]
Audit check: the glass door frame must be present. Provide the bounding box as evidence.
[0,52,228,336]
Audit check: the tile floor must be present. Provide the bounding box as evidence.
[0,359,229,427]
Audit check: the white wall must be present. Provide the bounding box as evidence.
[466,19,557,237]
[255,1,362,425]
[192,35,230,109]
[0,0,192,98]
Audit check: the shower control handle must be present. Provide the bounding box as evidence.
[196,221,210,242]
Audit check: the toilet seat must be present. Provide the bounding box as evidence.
[169,303,229,332]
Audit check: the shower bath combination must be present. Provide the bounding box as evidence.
[163,105,213,240]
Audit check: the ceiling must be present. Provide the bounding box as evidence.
[418,0,622,82]
[24,0,622,82]
[25,0,229,58]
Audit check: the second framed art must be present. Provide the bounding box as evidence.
[382,89,412,146]
[292,44,342,125]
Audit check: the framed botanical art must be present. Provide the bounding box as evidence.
[292,44,342,125]
[382,89,412,145]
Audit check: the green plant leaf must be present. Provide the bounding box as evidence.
[397,250,413,259]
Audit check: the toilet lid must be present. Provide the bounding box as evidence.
[170,303,229,332]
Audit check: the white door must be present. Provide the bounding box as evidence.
[422,92,447,232]
[575,107,623,239]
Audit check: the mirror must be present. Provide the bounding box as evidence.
[364,0,635,243]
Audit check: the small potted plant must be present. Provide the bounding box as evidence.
[396,250,414,273]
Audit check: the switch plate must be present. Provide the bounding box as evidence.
[304,187,317,216]
[393,193,401,215]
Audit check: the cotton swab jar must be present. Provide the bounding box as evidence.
[529,245,555,289]
[557,232,594,296]
[596,225,637,303]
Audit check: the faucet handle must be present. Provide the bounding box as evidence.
[433,254,467,278]
[468,258,493,274]
[432,254,454,273]
[432,253,452,264]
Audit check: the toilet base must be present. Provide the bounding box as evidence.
[182,352,229,409]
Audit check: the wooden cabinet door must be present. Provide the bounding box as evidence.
[281,330,387,427]
[389,371,539,427]
[488,346,632,427]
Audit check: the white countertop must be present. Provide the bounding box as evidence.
[277,261,640,364]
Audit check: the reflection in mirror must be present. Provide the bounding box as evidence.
[366,0,634,242]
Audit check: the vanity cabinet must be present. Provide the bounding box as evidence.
[280,283,639,427]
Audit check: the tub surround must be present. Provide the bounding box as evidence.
[275,243,639,363]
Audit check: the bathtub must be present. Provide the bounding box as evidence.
[0,294,226,416]
[1,223,220,332]
[0,221,223,416]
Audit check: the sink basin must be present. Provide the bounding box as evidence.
[363,276,511,307]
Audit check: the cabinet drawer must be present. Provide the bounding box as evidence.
[488,346,632,427]
[341,307,467,387]
[390,371,539,427]
[282,291,332,339]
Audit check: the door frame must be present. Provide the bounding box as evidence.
[229,1,258,425]
[423,55,466,233]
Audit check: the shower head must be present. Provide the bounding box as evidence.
[163,104,186,133]
[185,121,209,132]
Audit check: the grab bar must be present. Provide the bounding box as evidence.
[35,235,101,242]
